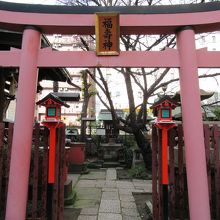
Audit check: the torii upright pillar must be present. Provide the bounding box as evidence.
[6,27,41,220]
[176,26,211,220]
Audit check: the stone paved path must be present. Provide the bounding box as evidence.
[66,168,152,220]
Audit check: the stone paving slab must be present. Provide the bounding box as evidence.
[99,200,121,213]
[133,182,149,188]
[76,180,97,188]
[132,179,144,182]
[80,171,106,180]
[102,188,118,192]
[116,181,134,189]
[135,186,152,193]
[105,181,117,188]
[121,201,137,209]
[118,189,133,196]
[76,187,101,200]
[80,207,99,215]
[77,215,97,220]
[132,189,145,193]
[64,208,81,220]
[106,168,117,180]
[98,213,122,220]
[74,199,100,208]
[132,179,151,183]
[101,191,119,200]
[95,180,106,188]
[133,180,152,191]
[121,208,139,217]
[119,195,135,202]
[122,215,141,220]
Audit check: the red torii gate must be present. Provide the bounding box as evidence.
[1,1,220,220]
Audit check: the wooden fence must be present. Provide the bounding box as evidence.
[0,122,66,220]
[152,123,220,220]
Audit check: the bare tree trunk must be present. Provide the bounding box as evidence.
[80,70,90,142]
[133,129,152,171]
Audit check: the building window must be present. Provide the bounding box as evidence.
[212,35,216,43]
[116,91,120,97]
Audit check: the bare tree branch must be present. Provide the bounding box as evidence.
[202,100,220,107]
[96,92,111,110]
[147,68,170,98]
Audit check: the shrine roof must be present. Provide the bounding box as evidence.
[52,92,80,102]
[36,93,70,107]
[98,109,124,121]
[0,30,72,83]
[151,95,179,109]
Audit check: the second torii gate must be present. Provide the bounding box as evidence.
[1,1,220,220]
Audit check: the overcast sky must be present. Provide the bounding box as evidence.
[1,0,57,4]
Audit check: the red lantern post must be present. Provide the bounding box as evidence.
[37,93,69,183]
[151,95,178,219]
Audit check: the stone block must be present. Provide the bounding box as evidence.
[106,168,117,180]
[121,201,137,209]
[119,195,134,202]
[98,213,122,220]
[121,208,139,217]
[99,200,121,213]
[80,207,99,215]
[105,180,116,188]
[76,180,96,188]
[101,191,119,200]
[78,215,97,220]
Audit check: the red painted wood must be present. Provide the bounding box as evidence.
[158,129,163,220]
[67,143,85,164]
[32,123,40,219]
[5,28,41,220]
[0,123,5,216]
[48,127,56,183]
[58,125,65,220]
[152,125,159,220]
[213,125,220,220]
[177,28,210,220]
[4,123,13,214]
[178,125,185,220]
[52,127,59,220]
[41,127,49,220]
[168,128,176,220]
[162,128,168,185]
[3,49,220,68]
[203,124,212,214]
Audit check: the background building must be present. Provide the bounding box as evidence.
[36,34,96,127]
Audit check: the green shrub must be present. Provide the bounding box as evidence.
[128,163,147,179]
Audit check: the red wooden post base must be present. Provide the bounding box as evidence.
[48,127,56,183]
[156,123,175,185]
[162,128,168,185]
[42,121,64,183]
